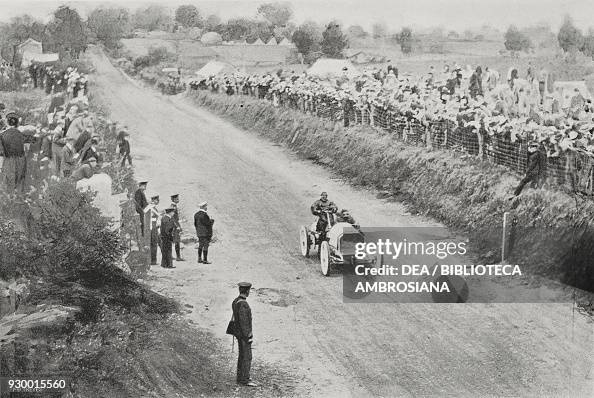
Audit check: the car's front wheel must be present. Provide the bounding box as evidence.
[320,241,330,276]
[299,226,310,258]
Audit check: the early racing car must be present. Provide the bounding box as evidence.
[299,211,375,276]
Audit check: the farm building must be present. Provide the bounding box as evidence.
[201,32,223,46]
[307,58,360,79]
[21,52,59,68]
[17,38,42,55]
[266,38,277,46]
[195,60,237,78]
[252,38,265,45]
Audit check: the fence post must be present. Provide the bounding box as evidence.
[425,124,432,149]
[501,211,508,262]
[403,121,409,142]
[476,128,484,158]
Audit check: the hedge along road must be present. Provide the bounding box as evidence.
[87,46,593,397]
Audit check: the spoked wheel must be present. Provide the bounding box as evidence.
[299,226,310,258]
[319,241,330,276]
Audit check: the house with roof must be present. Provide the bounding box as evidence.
[17,38,42,55]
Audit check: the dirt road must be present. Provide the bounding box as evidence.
[88,47,593,397]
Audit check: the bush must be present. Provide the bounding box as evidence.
[504,25,532,52]
[0,180,124,283]
[133,55,150,69]
[147,46,174,65]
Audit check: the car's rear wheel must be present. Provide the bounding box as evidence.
[299,226,310,258]
[320,241,330,276]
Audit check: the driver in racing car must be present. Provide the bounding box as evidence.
[311,192,338,233]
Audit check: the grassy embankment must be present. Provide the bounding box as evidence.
[188,89,594,292]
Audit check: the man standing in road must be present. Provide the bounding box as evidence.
[160,207,176,268]
[194,201,214,264]
[171,194,185,262]
[232,282,256,387]
[134,181,149,236]
[147,195,161,266]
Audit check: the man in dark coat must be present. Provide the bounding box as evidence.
[134,181,149,236]
[117,130,132,167]
[469,66,483,99]
[171,194,185,261]
[0,111,28,191]
[310,192,338,234]
[194,201,214,264]
[232,282,256,387]
[160,207,176,268]
[513,142,547,197]
[29,62,38,88]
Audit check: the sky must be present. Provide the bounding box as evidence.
[0,0,593,33]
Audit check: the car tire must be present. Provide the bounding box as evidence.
[320,241,330,276]
[299,226,310,258]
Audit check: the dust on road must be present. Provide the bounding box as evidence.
[88,46,594,397]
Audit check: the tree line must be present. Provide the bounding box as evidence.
[4,3,594,67]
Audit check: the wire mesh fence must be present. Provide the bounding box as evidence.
[194,85,594,196]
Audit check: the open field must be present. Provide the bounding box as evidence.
[121,38,296,72]
[121,35,594,92]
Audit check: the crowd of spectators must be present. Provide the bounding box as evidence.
[191,63,594,157]
[190,62,594,194]
[0,65,117,193]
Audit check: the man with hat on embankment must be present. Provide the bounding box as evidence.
[61,136,77,177]
[134,180,149,236]
[160,207,176,268]
[512,140,547,197]
[0,111,29,191]
[232,282,256,387]
[194,201,214,264]
[171,194,185,261]
[116,128,132,168]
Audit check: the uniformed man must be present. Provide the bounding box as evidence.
[232,282,256,387]
[0,111,28,191]
[134,181,149,236]
[310,192,338,234]
[171,194,185,261]
[147,195,161,266]
[160,207,176,268]
[194,201,214,264]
